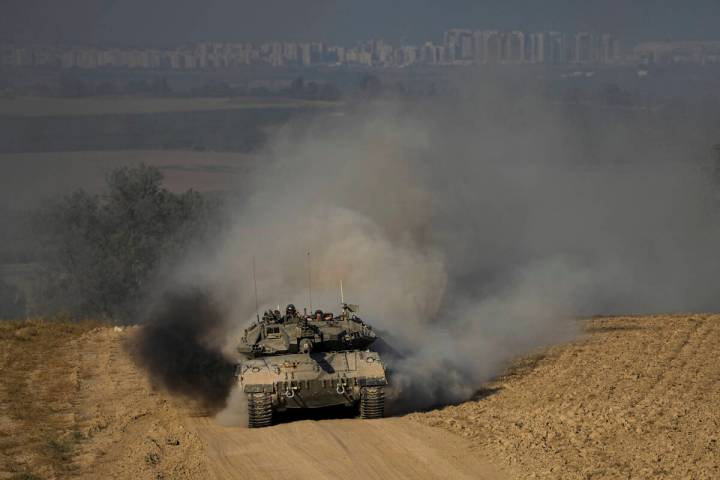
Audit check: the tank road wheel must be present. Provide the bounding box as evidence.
[247,392,273,428]
[360,386,385,419]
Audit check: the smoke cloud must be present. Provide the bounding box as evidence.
[131,288,236,411]
[142,82,720,413]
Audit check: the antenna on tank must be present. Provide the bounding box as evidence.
[306,251,313,312]
[340,280,351,322]
[252,256,260,322]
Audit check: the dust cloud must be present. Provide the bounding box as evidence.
[216,387,249,427]
[155,84,720,413]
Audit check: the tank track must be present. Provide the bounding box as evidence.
[247,392,273,428]
[360,386,385,419]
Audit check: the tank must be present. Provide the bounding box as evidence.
[234,303,388,428]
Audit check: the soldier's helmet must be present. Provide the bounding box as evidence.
[314,309,324,319]
[286,304,297,316]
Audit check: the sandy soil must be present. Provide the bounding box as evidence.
[190,416,501,480]
[413,315,720,479]
[0,321,208,479]
[1,315,718,479]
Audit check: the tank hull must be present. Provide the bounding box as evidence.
[237,350,387,411]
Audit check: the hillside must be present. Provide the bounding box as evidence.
[413,315,720,479]
[0,315,718,479]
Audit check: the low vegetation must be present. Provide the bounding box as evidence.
[0,320,100,478]
[39,165,221,320]
[0,165,223,321]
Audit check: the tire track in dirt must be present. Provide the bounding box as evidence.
[414,315,720,479]
[69,327,504,479]
[627,316,701,411]
[188,415,505,480]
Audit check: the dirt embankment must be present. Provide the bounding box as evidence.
[0,321,208,479]
[413,315,720,479]
[0,315,718,479]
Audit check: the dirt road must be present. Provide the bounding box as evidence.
[191,416,501,480]
[0,322,503,479]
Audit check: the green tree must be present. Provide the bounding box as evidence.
[34,165,219,320]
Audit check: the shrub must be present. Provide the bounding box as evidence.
[33,164,220,320]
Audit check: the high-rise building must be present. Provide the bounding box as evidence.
[299,43,312,66]
[443,29,473,63]
[326,45,344,64]
[526,33,545,63]
[309,42,324,64]
[506,31,525,62]
[459,33,473,61]
[546,32,566,64]
[420,42,435,64]
[574,33,593,63]
[398,45,418,66]
[0,28,628,72]
[282,43,298,64]
[483,30,502,64]
[472,30,484,64]
[600,34,619,64]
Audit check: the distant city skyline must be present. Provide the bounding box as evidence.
[2,0,720,47]
[1,29,624,71]
[5,29,719,71]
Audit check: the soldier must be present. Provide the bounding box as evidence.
[285,304,298,322]
[313,310,324,321]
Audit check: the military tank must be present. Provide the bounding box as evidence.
[234,303,388,428]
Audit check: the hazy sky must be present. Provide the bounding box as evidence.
[2,0,718,46]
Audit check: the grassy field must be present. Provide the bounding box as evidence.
[0,149,260,207]
[0,96,337,154]
[0,96,343,117]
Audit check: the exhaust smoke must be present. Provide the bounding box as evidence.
[131,288,236,411]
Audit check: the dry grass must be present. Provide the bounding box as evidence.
[0,320,209,479]
[0,320,100,479]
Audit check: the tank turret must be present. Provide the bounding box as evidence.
[237,303,377,357]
